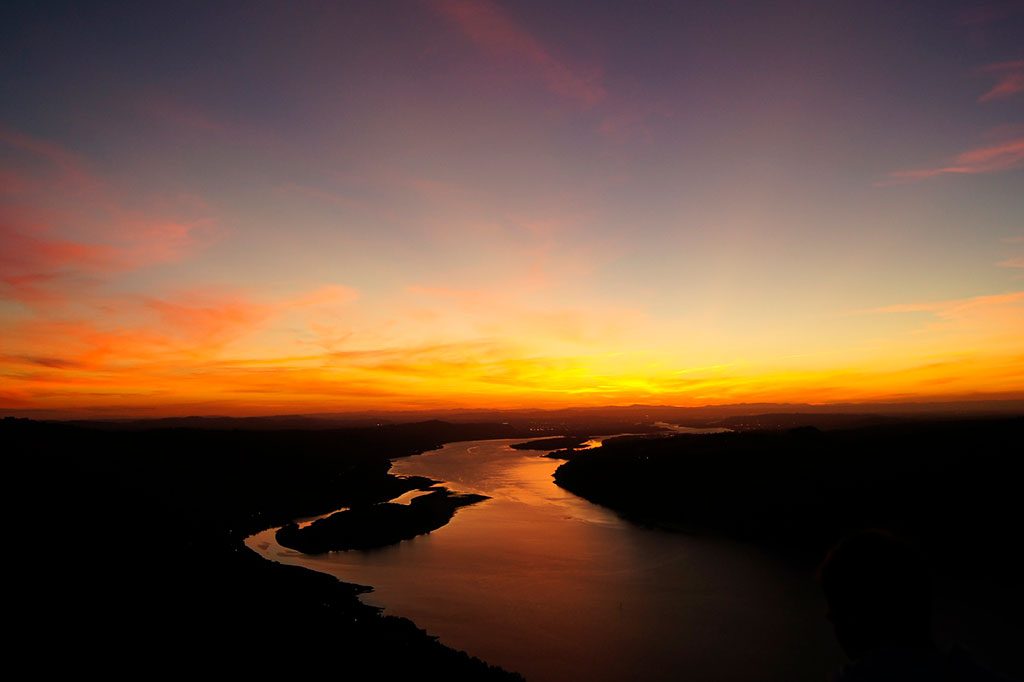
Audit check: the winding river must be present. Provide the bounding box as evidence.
[245,438,843,681]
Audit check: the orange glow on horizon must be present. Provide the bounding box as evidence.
[2,284,1022,417]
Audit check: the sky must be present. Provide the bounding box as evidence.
[1,0,1022,417]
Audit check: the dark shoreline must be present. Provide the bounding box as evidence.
[551,417,1024,679]
[10,414,1023,679]
[552,418,1023,554]
[8,418,527,679]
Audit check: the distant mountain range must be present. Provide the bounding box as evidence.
[5,397,1021,431]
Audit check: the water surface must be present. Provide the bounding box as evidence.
[246,438,843,681]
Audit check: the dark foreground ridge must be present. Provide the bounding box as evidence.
[278,488,489,552]
[9,413,1023,679]
[7,417,525,679]
[553,417,1024,678]
[553,418,1022,555]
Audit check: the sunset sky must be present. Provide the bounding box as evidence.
[2,1,1022,417]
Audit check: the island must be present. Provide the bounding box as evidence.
[6,417,525,680]
[277,488,489,553]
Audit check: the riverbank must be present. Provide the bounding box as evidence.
[551,417,1024,678]
[7,418,526,679]
[552,418,1022,558]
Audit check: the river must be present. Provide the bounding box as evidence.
[245,437,844,681]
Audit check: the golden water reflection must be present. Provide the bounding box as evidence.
[245,438,840,681]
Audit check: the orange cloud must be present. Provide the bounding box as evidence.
[0,228,116,306]
[5,331,1020,418]
[4,250,1021,416]
[0,280,362,401]
[978,60,1024,102]
[872,288,1024,307]
[143,293,277,348]
[884,137,1024,183]
[430,0,606,106]
[867,290,1024,316]
[291,285,360,307]
[859,291,1024,354]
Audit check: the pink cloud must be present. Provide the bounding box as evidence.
[978,60,1024,102]
[0,273,81,306]
[0,229,119,273]
[0,127,217,306]
[998,257,1024,268]
[884,137,1024,183]
[115,218,212,264]
[0,219,211,307]
[430,0,606,106]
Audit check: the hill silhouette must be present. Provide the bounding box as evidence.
[553,417,1024,677]
[6,417,525,679]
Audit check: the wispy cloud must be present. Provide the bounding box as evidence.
[1,281,360,377]
[883,136,1024,183]
[430,0,606,106]
[4,277,1022,415]
[978,60,1024,102]
[0,219,212,306]
[860,291,1024,339]
[866,290,1024,315]
[0,126,215,306]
